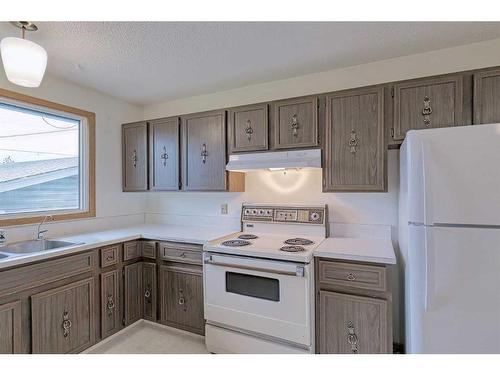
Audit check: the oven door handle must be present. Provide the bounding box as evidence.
[204,255,305,277]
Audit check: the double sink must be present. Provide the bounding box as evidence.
[0,240,84,260]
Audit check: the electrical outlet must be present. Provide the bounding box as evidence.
[220,203,228,215]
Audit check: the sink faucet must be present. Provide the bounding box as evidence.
[37,215,53,240]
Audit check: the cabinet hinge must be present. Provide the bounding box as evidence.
[317,133,321,144]
[122,318,126,325]
[122,268,125,276]
[390,128,395,138]
[391,88,394,98]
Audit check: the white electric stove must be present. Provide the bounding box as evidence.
[203,203,328,354]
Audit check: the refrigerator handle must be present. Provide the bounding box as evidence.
[424,228,435,311]
[421,142,433,226]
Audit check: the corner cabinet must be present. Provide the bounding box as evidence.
[324,86,386,192]
[149,117,180,191]
[122,121,148,191]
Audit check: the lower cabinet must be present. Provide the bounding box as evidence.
[0,300,22,354]
[159,265,204,335]
[100,270,120,338]
[142,263,157,321]
[31,277,95,354]
[124,263,142,326]
[318,291,388,354]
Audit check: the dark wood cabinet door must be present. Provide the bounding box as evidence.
[100,270,120,338]
[474,68,500,124]
[181,110,227,191]
[142,263,157,321]
[228,103,268,152]
[124,263,142,325]
[159,265,204,335]
[149,117,180,190]
[319,291,388,354]
[0,300,21,354]
[122,121,148,191]
[273,96,318,149]
[31,278,95,354]
[392,74,465,141]
[324,86,386,192]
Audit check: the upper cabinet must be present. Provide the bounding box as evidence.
[273,96,319,149]
[391,74,469,142]
[473,68,500,124]
[181,110,228,191]
[122,121,148,191]
[228,103,269,153]
[149,117,180,191]
[324,86,386,192]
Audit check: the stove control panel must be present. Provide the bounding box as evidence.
[242,204,326,225]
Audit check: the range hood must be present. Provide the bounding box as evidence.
[226,149,321,172]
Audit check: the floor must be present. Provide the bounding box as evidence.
[84,320,209,354]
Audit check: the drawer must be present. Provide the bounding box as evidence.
[318,260,386,292]
[142,241,157,259]
[100,245,120,267]
[123,241,140,261]
[160,244,202,265]
[0,252,94,297]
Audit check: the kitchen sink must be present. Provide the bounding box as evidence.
[0,240,84,255]
[0,253,9,259]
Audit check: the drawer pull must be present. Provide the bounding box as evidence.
[346,273,356,281]
[106,295,115,316]
[291,114,299,137]
[180,252,186,258]
[62,310,72,338]
[346,321,359,354]
[144,289,151,299]
[106,254,114,261]
[178,296,185,305]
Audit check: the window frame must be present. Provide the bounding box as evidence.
[0,88,96,226]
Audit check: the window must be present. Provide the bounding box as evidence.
[0,89,95,225]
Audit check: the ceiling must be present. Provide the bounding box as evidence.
[1,22,500,105]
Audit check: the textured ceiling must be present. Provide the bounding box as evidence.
[1,22,500,105]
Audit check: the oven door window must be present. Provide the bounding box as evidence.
[225,272,280,302]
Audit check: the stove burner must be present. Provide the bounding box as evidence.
[238,234,258,240]
[221,239,251,247]
[280,245,306,253]
[284,238,314,246]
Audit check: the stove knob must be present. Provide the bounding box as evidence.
[310,212,320,221]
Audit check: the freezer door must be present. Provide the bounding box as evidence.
[409,226,500,353]
[419,124,500,226]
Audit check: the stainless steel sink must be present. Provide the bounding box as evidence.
[0,240,83,255]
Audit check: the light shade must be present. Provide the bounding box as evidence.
[0,37,47,88]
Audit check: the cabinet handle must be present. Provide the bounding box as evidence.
[62,310,72,338]
[346,321,359,353]
[160,146,169,166]
[201,143,208,164]
[178,296,185,305]
[132,150,138,167]
[179,252,186,258]
[107,295,115,316]
[422,96,433,127]
[346,272,356,281]
[245,119,254,141]
[291,114,299,137]
[348,130,359,154]
[144,289,151,299]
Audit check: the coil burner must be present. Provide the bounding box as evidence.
[280,245,306,253]
[221,240,251,247]
[238,234,258,240]
[284,238,314,246]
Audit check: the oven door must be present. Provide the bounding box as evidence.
[203,252,313,346]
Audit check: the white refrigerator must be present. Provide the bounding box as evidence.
[399,123,500,353]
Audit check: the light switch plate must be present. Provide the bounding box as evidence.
[220,203,228,215]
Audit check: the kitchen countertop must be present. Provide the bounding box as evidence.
[0,224,239,270]
[314,237,396,265]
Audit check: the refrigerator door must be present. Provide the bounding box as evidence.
[409,225,500,353]
[417,124,500,226]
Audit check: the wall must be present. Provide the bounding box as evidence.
[0,73,146,242]
[143,37,500,345]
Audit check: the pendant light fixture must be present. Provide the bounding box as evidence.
[0,21,47,88]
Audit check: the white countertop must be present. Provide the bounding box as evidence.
[314,237,396,265]
[0,224,239,270]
